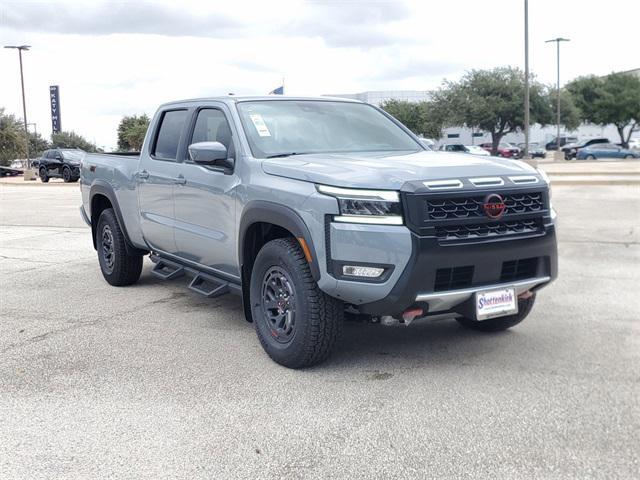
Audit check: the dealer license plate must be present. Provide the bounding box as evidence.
[475,287,518,320]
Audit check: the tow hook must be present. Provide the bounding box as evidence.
[380,307,425,327]
[518,290,534,300]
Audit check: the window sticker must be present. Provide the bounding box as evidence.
[249,114,271,137]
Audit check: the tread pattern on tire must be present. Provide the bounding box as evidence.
[252,238,343,369]
[96,208,143,286]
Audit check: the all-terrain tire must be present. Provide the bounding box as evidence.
[39,167,49,183]
[250,238,343,369]
[96,208,143,286]
[456,294,536,332]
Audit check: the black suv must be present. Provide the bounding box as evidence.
[36,148,85,183]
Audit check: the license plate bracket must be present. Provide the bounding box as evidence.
[475,287,518,320]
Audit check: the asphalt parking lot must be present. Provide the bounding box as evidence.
[1,180,639,479]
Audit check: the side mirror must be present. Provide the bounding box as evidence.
[188,141,233,170]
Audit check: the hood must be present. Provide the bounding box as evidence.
[262,150,537,190]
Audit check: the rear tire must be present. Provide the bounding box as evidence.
[62,167,72,183]
[250,238,343,369]
[457,294,536,332]
[96,208,143,286]
[586,154,596,160]
[624,154,634,159]
[39,167,49,183]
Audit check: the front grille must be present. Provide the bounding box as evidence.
[436,219,542,241]
[434,266,474,291]
[425,192,544,220]
[501,257,538,282]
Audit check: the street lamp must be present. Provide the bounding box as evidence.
[523,0,530,160]
[546,37,570,159]
[4,45,32,171]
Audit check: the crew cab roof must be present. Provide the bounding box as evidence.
[159,95,363,108]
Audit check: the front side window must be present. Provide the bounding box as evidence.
[190,109,233,155]
[236,100,421,159]
[153,109,188,160]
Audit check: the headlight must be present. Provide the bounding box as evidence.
[316,185,403,225]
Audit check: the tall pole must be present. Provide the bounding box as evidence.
[523,0,530,159]
[556,41,560,155]
[4,45,31,169]
[18,48,30,168]
[546,38,569,159]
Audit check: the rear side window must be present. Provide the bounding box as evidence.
[153,109,188,160]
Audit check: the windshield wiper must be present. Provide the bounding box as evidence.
[266,152,310,159]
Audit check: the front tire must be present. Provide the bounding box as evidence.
[62,167,72,183]
[96,208,143,286]
[457,294,536,332]
[39,167,49,183]
[586,154,596,160]
[250,238,343,369]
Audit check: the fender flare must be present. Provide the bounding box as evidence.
[89,181,148,255]
[238,201,321,281]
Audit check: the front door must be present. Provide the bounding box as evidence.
[173,106,239,278]
[137,108,189,254]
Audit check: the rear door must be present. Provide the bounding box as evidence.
[137,108,189,254]
[172,105,240,278]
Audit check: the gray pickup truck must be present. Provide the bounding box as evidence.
[80,96,557,368]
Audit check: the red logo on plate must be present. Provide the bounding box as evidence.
[483,193,506,219]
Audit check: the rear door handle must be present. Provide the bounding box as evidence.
[173,175,186,185]
[138,170,149,180]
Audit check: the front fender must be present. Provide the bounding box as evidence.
[238,200,320,281]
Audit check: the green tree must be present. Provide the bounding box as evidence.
[51,131,99,152]
[28,131,51,159]
[117,114,150,151]
[0,108,25,165]
[380,100,443,139]
[433,67,560,155]
[567,73,640,147]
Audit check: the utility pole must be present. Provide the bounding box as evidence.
[545,37,570,160]
[4,45,33,175]
[523,0,530,160]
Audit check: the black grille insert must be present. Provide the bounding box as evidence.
[434,266,474,291]
[501,258,538,282]
[425,192,544,220]
[436,219,542,241]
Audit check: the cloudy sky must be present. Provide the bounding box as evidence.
[1,0,638,150]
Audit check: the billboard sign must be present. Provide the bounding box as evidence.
[49,85,61,134]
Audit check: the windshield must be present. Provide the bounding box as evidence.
[61,150,84,161]
[236,100,422,158]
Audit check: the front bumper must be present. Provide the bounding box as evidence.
[357,225,557,317]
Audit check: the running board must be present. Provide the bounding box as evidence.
[151,257,185,280]
[149,253,241,299]
[188,273,230,298]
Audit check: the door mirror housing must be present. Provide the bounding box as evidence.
[188,142,233,171]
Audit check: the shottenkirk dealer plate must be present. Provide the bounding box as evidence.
[475,287,518,320]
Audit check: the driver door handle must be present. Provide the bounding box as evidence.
[173,175,186,185]
[138,170,150,180]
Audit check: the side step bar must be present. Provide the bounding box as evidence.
[149,253,241,299]
[188,274,229,298]
[151,258,185,280]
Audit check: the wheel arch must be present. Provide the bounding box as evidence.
[238,201,321,323]
[89,181,148,256]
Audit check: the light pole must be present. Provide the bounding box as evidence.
[545,37,569,159]
[4,45,32,172]
[523,0,530,160]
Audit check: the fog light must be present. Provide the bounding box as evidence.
[342,265,384,278]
